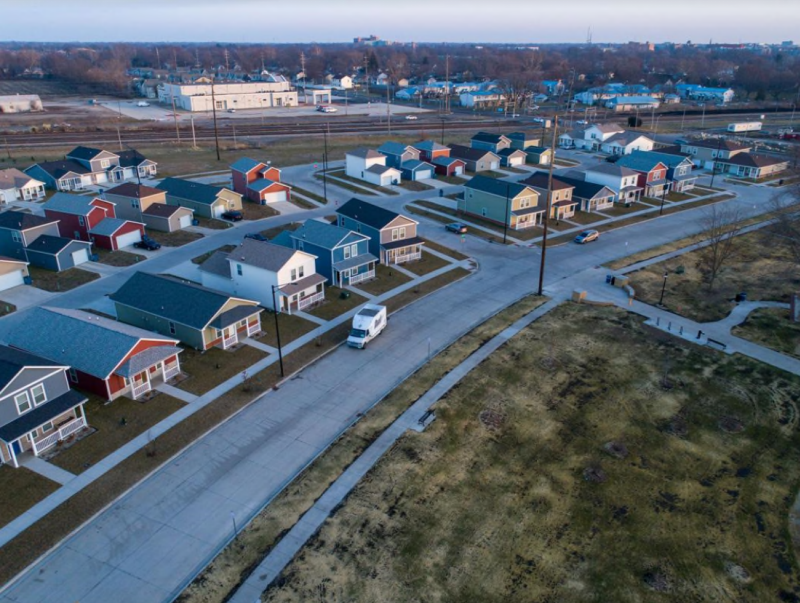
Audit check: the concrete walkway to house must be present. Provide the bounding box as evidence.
[230,294,567,603]
[243,338,279,355]
[155,383,199,404]
[18,456,76,486]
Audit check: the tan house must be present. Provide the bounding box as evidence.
[461,175,543,230]
[520,173,579,220]
[103,183,169,221]
[678,139,752,169]
[142,204,195,232]
[0,257,29,292]
[155,178,243,219]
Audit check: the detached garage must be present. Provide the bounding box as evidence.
[25,235,91,272]
[246,179,291,205]
[400,160,435,181]
[0,258,29,291]
[432,156,466,176]
[89,218,144,250]
[142,204,194,232]
[498,148,528,168]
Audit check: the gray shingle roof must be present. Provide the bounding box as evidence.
[116,346,183,378]
[227,238,301,272]
[0,389,86,442]
[89,217,136,237]
[25,235,87,255]
[464,175,536,199]
[347,148,384,160]
[553,175,615,200]
[0,210,58,232]
[27,160,90,179]
[0,344,67,392]
[471,132,508,144]
[413,140,448,153]
[498,148,526,158]
[6,307,178,379]
[143,203,191,219]
[230,157,265,173]
[520,173,575,191]
[157,178,227,205]
[332,253,378,271]
[585,163,639,178]
[338,198,415,230]
[66,146,108,161]
[616,153,668,173]
[604,131,653,146]
[43,193,100,216]
[366,164,398,175]
[117,150,150,168]
[105,183,164,199]
[378,141,416,156]
[0,169,38,190]
[718,153,788,168]
[448,144,499,162]
[291,219,367,250]
[400,159,434,172]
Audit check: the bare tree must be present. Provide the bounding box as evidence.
[696,204,745,290]
[768,183,800,269]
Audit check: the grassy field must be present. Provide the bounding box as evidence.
[263,303,800,603]
[630,230,800,322]
[355,264,413,296]
[258,311,319,348]
[28,266,99,292]
[733,307,800,358]
[307,287,368,321]
[177,345,268,396]
[0,467,59,529]
[95,249,145,267]
[177,294,549,603]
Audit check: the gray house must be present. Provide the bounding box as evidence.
[0,211,91,271]
[377,142,421,168]
[336,198,424,265]
[448,145,501,172]
[470,132,511,153]
[156,178,243,219]
[0,345,88,468]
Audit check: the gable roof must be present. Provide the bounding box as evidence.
[682,139,752,152]
[156,177,226,204]
[67,146,117,162]
[0,168,39,190]
[0,210,58,232]
[0,344,67,391]
[464,174,537,199]
[616,154,668,173]
[43,192,104,216]
[637,150,694,169]
[524,145,552,154]
[585,163,639,178]
[105,182,164,198]
[554,175,616,199]
[400,159,434,172]
[117,150,152,168]
[378,141,416,156]
[26,234,89,255]
[27,159,90,178]
[520,172,575,191]
[471,132,509,144]
[347,148,384,160]
[366,164,400,175]
[507,132,538,141]
[718,153,788,168]
[291,219,367,249]
[448,144,499,162]
[89,217,139,237]
[227,238,305,272]
[497,148,527,158]
[587,122,625,134]
[110,272,258,331]
[432,156,465,167]
[337,198,416,230]
[198,250,232,278]
[230,157,266,173]
[143,203,192,219]
[6,307,178,379]
[604,131,653,146]
[413,140,449,153]
[247,179,287,193]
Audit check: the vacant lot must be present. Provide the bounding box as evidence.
[0,467,59,529]
[733,307,800,358]
[630,230,800,322]
[264,303,800,603]
[28,266,99,292]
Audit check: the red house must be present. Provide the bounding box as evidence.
[230,157,291,205]
[414,140,451,163]
[7,307,183,402]
[432,156,466,176]
[42,192,143,250]
[615,156,669,198]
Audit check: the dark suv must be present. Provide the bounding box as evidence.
[222,210,244,222]
[133,235,161,251]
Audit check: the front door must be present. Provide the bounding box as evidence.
[12,441,21,454]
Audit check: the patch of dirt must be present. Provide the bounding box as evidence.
[719,416,745,433]
[643,568,672,592]
[583,465,607,483]
[479,409,506,430]
[603,441,629,459]
[662,413,689,438]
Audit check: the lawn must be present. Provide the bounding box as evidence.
[306,287,368,321]
[470,170,506,179]
[421,237,470,261]
[566,211,606,225]
[288,196,316,210]
[257,311,319,348]
[241,203,280,221]
[501,166,529,174]
[192,244,236,265]
[194,217,232,230]
[288,185,328,204]
[630,230,800,322]
[437,174,467,185]
[0,467,59,529]
[262,303,800,603]
[732,307,800,358]
[177,294,550,603]
[147,229,204,247]
[397,180,434,192]
[28,266,99,292]
[95,249,145,267]
[402,248,452,276]
[665,191,694,202]
[355,264,413,296]
[383,267,471,314]
[48,394,187,475]
[598,202,646,217]
[177,345,269,396]
[317,173,377,196]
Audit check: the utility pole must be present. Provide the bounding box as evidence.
[444,55,450,114]
[537,116,559,296]
[300,51,307,104]
[270,286,285,378]
[211,79,221,161]
[170,95,181,144]
[155,47,161,70]
[503,182,510,244]
[190,115,197,149]
[4,138,11,160]
[363,54,369,102]
[386,77,391,134]
[224,49,230,73]
[322,128,329,203]
[116,126,122,151]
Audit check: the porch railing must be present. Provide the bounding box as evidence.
[30,416,87,456]
[31,431,60,456]
[132,381,151,399]
[247,322,261,337]
[393,251,421,264]
[349,269,375,285]
[163,363,180,381]
[298,291,324,310]
[223,333,238,349]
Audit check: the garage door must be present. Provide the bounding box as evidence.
[179,214,193,229]
[71,248,89,266]
[213,204,225,218]
[490,161,500,170]
[0,270,24,292]
[263,190,287,204]
[115,230,142,249]
[454,165,464,175]
[418,169,433,180]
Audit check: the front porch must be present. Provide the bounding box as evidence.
[383,237,425,265]
[209,307,264,350]
[128,357,182,399]
[511,208,544,230]
[279,273,328,315]
[333,253,379,288]
[116,348,183,400]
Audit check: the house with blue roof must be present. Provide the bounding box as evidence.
[273,220,377,287]
[377,142,420,168]
[336,199,424,265]
[157,177,242,219]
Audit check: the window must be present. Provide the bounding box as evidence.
[297,241,304,251]
[78,215,85,227]
[351,244,358,257]
[68,368,78,383]
[290,268,297,281]
[339,217,344,227]
[519,198,531,209]
[11,231,21,244]
[15,392,31,414]
[343,246,351,259]
[298,266,304,278]
[236,264,243,276]
[168,321,176,335]
[42,421,54,433]
[481,207,487,217]
[31,384,46,406]
[101,159,110,168]
[131,199,140,209]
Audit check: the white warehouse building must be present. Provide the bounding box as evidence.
[158,79,298,112]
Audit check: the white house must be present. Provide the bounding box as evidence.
[345,148,402,186]
[199,239,325,314]
[332,75,354,90]
[0,169,46,204]
[599,132,655,156]
[558,123,626,151]
[460,91,506,108]
[575,164,643,204]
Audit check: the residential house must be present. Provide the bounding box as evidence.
[0,211,91,271]
[558,123,625,151]
[111,272,263,351]
[615,155,669,197]
[470,132,511,154]
[628,150,697,192]
[336,198,423,265]
[448,145,500,172]
[156,178,243,219]
[43,193,145,250]
[24,160,93,192]
[675,84,734,104]
[378,142,421,168]
[331,75,353,89]
[400,160,436,181]
[541,80,565,96]
[459,91,505,109]
[25,147,157,191]
[497,148,528,168]
[7,307,183,402]
[272,220,377,287]
[432,156,466,176]
[345,148,401,186]
[0,258,29,292]
[520,173,579,220]
[714,153,789,179]
[0,345,88,468]
[142,203,195,232]
[554,175,616,213]
[230,158,291,204]
[507,132,542,150]
[678,139,752,169]
[200,238,325,314]
[523,146,553,166]
[413,141,450,163]
[104,183,168,221]
[574,83,652,106]
[575,163,643,204]
[599,131,655,156]
[0,169,45,204]
[461,175,543,230]
[88,218,146,251]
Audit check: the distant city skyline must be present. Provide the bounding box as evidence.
[1,0,795,45]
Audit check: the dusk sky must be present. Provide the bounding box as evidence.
[1,0,795,44]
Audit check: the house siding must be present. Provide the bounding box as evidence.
[0,369,69,427]
[105,191,167,221]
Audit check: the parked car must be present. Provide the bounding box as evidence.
[133,235,161,251]
[574,230,599,244]
[137,101,150,107]
[446,222,468,234]
[227,108,236,113]
[221,210,244,222]
[245,232,268,242]
[316,105,337,113]
[405,115,418,120]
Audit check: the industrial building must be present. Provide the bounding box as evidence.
[157,78,298,112]
[0,94,43,113]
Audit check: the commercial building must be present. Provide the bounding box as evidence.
[158,79,298,112]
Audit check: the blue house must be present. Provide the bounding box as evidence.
[336,199,423,265]
[272,220,377,288]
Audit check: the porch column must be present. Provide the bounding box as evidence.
[8,439,18,468]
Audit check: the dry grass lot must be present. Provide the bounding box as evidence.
[49,394,187,475]
[147,229,204,247]
[177,345,269,396]
[258,311,320,349]
[263,303,800,603]
[241,203,280,221]
[307,287,368,321]
[195,217,232,230]
[630,230,800,323]
[733,307,800,358]
[28,266,99,292]
[355,264,413,296]
[384,267,471,314]
[96,249,145,267]
[566,211,606,226]
[402,249,451,276]
[192,244,236,265]
[397,180,434,192]
[177,295,549,603]
[0,467,59,529]
[316,174,377,196]
[289,185,328,205]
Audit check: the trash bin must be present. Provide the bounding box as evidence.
[735,292,747,302]
[439,189,444,197]
[340,291,351,300]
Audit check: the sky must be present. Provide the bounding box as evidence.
[1,0,796,44]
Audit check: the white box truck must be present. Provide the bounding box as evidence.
[727,122,762,133]
[347,304,387,349]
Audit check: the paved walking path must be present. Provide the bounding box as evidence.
[229,296,565,603]
[19,457,76,486]
[155,383,199,404]
[243,338,278,355]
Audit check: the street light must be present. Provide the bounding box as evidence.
[659,272,668,306]
[503,182,510,244]
[709,136,724,189]
[659,182,668,215]
[270,285,285,377]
